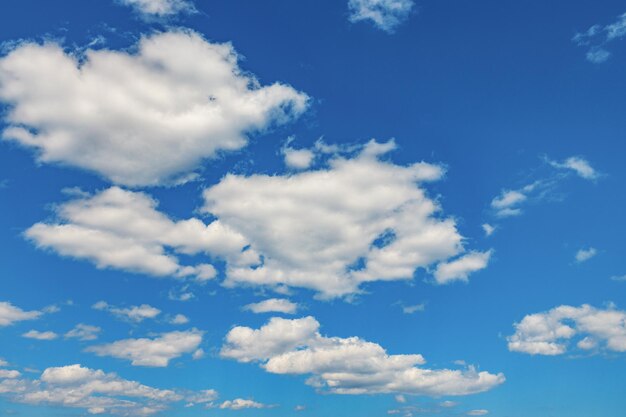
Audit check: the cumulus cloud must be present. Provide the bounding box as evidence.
[0,302,42,326]
[22,330,58,341]
[575,247,597,263]
[93,301,161,322]
[573,12,626,63]
[243,298,298,314]
[170,314,190,324]
[433,251,492,285]
[507,304,626,355]
[117,0,195,17]
[86,330,203,367]
[218,398,274,410]
[221,316,504,396]
[26,186,249,280]
[203,140,487,298]
[65,324,101,341]
[0,30,308,186]
[348,0,415,33]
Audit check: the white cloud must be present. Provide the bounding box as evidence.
[170,314,190,325]
[440,400,458,407]
[0,363,184,416]
[573,13,626,63]
[0,30,308,186]
[0,359,8,367]
[283,146,315,170]
[467,410,489,416]
[611,275,626,282]
[184,389,218,407]
[219,398,274,410]
[0,370,21,379]
[243,298,298,314]
[86,330,203,367]
[491,190,526,217]
[221,316,504,396]
[548,156,599,180]
[575,247,597,263]
[507,304,626,355]
[482,224,495,237]
[0,302,42,326]
[433,251,492,285]
[203,140,484,298]
[401,303,425,314]
[26,186,248,280]
[118,0,195,17]
[65,324,102,341]
[586,48,611,63]
[395,394,406,403]
[22,330,58,341]
[93,301,161,322]
[348,0,415,33]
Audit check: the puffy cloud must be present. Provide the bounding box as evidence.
[222,316,504,396]
[575,247,597,263]
[0,364,184,416]
[93,301,161,322]
[22,330,58,341]
[118,0,195,17]
[26,186,249,280]
[548,156,599,180]
[219,398,274,410]
[433,251,492,285]
[170,314,190,324]
[203,140,484,298]
[348,0,415,33]
[0,370,21,379]
[243,298,298,314]
[0,31,308,186]
[65,324,102,341]
[507,304,626,355]
[0,301,42,326]
[86,330,203,367]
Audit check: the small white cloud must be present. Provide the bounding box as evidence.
[586,48,611,63]
[86,330,203,367]
[548,156,599,180]
[401,303,425,314]
[294,404,306,411]
[22,330,58,341]
[575,247,597,263]
[440,401,458,407]
[0,302,42,326]
[283,146,315,170]
[610,274,626,282]
[118,0,195,17]
[491,190,526,217]
[0,369,21,379]
[243,299,298,314]
[467,410,489,416]
[192,348,205,360]
[93,301,161,323]
[508,304,626,355]
[65,324,101,341]
[348,0,415,33]
[482,224,496,237]
[170,314,190,325]
[433,250,492,285]
[395,394,406,403]
[218,398,274,410]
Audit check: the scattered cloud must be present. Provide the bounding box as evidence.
[117,0,195,17]
[548,156,599,180]
[203,140,485,298]
[573,12,626,63]
[467,410,489,416]
[86,330,203,367]
[93,301,161,322]
[218,398,274,410]
[433,251,493,285]
[508,304,626,355]
[22,330,58,341]
[0,31,308,186]
[348,0,415,33]
[243,299,298,314]
[0,302,42,327]
[482,224,495,237]
[221,316,504,396]
[575,247,597,263]
[169,314,190,325]
[440,400,458,407]
[491,190,527,218]
[65,324,101,341]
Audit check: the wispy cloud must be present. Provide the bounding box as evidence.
[348,0,415,33]
[573,12,626,63]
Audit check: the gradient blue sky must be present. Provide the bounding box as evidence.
[1,1,625,416]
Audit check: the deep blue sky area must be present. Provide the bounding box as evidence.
[0,1,625,417]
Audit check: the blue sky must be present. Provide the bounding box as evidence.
[0,0,625,416]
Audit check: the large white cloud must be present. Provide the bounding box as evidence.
[221,316,504,396]
[26,186,252,279]
[203,140,488,298]
[0,301,42,326]
[86,330,203,367]
[0,30,308,186]
[507,304,626,355]
[348,0,415,33]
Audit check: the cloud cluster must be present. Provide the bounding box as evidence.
[0,301,42,326]
[508,304,626,355]
[0,30,308,186]
[86,330,203,366]
[573,12,626,63]
[26,186,249,279]
[221,316,504,396]
[348,0,415,33]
